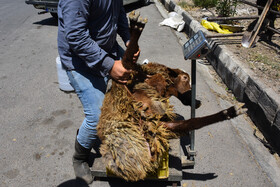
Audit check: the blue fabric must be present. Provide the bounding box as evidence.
[67,70,108,149]
[57,0,130,77]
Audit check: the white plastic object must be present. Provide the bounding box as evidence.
[56,56,74,92]
[142,59,149,64]
[159,12,185,32]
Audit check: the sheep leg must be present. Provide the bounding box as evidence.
[162,104,247,136]
[122,11,148,70]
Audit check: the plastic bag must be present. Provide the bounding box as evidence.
[159,12,185,32]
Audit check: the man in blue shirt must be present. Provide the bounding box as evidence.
[57,0,138,184]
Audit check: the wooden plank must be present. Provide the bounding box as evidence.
[91,138,182,182]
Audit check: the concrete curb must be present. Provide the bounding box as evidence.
[157,0,280,152]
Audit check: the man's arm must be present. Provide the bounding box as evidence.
[61,0,114,76]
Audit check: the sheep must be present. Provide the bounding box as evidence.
[97,11,247,181]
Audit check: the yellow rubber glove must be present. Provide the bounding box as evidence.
[201,19,232,34]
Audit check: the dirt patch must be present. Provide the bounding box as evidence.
[175,0,280,94]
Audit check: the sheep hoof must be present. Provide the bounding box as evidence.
[234,103,248,115]
[129,11,148,31]
[129,11,140,22]
[223,103,247,119]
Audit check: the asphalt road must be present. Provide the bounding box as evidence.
[0,0,279,187]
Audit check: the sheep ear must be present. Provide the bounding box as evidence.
[167,68,177,77]
[167,67,183,78]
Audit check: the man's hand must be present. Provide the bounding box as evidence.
[132,49,140,63]
[110,60,132,84]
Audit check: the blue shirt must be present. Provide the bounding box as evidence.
[57,0,130,77]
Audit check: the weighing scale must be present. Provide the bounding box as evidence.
[182,30,211,166]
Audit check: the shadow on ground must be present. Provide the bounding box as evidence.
[33,16,58,26]
[95,177,180,187]
[57,178,89,187]
[124,1,154,13]
[182,171,218,181]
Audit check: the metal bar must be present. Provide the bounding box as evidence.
[191,59,196,119]
[239,0,280,16]
[205,33,244,38]
[38,11,48,15]
[25,1,58,6]
[190,59,196,161]
[207,15,259,21]
[267,26,280,34]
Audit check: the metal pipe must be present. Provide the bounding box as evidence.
[38,11,48,15]
[267,26,280,34]
[207,15,259,21]
[205,33,244,38]
[190,59,196,161]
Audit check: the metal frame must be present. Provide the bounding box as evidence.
[182,30,211,167]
